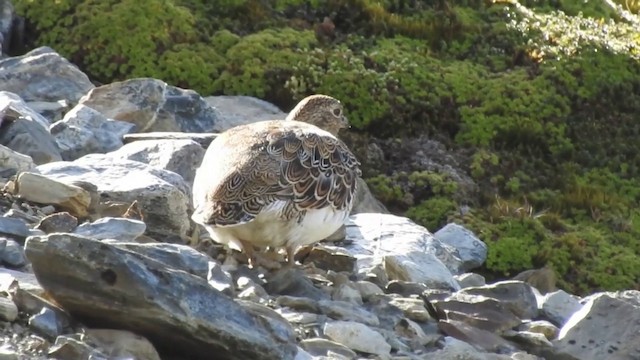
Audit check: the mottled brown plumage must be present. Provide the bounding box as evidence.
[192,95,361,267]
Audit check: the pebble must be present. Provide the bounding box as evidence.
[323,320,392,356]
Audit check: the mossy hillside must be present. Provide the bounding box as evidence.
[14,0,640,294]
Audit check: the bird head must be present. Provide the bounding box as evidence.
[285,94,349,135]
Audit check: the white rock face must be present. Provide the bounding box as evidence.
[36,154,191,240]
[323,320,391,356]
[204,95,286,131]
[434,223,488,272]
[0,144,35,174]
[541,290,582,327]
[344,213,460,291]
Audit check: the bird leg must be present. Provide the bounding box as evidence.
[285,246,297,268]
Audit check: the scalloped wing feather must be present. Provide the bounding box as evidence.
[198,121,361,227]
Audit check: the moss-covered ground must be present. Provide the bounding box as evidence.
[13,0,640,294]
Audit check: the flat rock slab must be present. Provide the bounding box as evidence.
[24,233,297,360]
[122,132,218,149]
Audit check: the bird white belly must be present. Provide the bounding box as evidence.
[201,201,349,252]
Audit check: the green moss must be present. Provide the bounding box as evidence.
[406,197,457,232]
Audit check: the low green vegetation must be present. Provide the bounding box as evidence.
[13,0,640,294]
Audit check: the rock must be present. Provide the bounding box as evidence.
[428,336,488,360]
[319,299,380,326]
[0,347,19,360]
[518,320,559,340]
[323,320,391,356]
[48,335,107,360]
[204,95,286,129]
[301,245,356,273]
[504,330,553,353]
[35,212,78,234]
[25,99,71,123]
[112,242,210,279]
[15,172,91,218]
[85,329,161,360]
[388,297,431,322]
[0,47,93,104]
[50,104,136,160]
[394,318,439,349]
[0,268,43,296]
[0,0,14,54]
[276,296,320,313]
[512,267,557,295]
[540,290,582,327]
[431,295,522,333]
[332,283,363,305]
[0,217,29,239]
[36,154,191,239]
[299,338,357,359]
[79,78,221,133]
[73,217,146,242]
[344,213,460,291]
[458,281,539,320]
[351,177,389,214]
[265,268,330,301]
[554,292,640,360]
[0,93,61,165]
[455,273,486,288]
[386,280,430,297]
[353,281,384,302]
[25,233,297,360]
[0,296,17,321]
[28,307,62,339]
[0,144,35,175]
[434,223,487,272]
[1,239,26,268]
[104,139,205,187]
[438,320,517,353]
[207,261,234,297]
[123,132,218,149]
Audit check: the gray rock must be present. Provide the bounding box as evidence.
[24,233,298,360]
[50,104,136,160]
[518,320,559,340]
[0,0,13,54]
[112,242,210,279]
[458,281,539,320]
[541,290,582,327]
[74,217,146,242]
[431,295,522,333]
[25,99,71,123]
[0,47,94,104]
[351,177,389,215]
[455,273,486,288]
[332,283,362,305]
[36,154,191,240]
[344,213,460,291]
[0,92,61,164]
[554,292,640,360]
[438,320,517,353]
[394,318,440,349]
[48,335,107,360]
[388,297,431,323]
[301,245,356,273]
[427,336,489,360]
[0,144,35,175]
[512,267,557,295]
[35,212,78,234]
[28,307,62,339]
[434,223,487,272]
[204,95,286,130]
[353,281,384,302]
[323,320,391,356]
[86,329,161,360]
[386,280,430,297]
[207,261,234,297]
[299,338,357,359]
[265,268,330,301]
[104,139,205,187]
[79,78,222,133]
[0,347,19,360]
[0,296,17,321]
[1,239,26,268]
[0,217,29,238]
[318,299,379,326]
[123,132,218,149]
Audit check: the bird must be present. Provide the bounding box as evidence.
[191,94,361,268]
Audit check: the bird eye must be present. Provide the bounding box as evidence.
[332,108,342,117]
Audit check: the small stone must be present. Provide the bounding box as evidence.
[48,335,106,359]
[0,296,18,321]
[513,266,557,295]
[85,329,160,360]
[16,172,91,218]
[319,299,380,326]
[265,268,329,301]
[73,217,146,241]
[438,319,517,353]
[518,320,559,340]
[301,245,356,272]
[455,273,486,288]
[434,223,488,272]
[386,280,429,297]
[323,320,391,356]
[29,308,61,341]
[541,290,582,327]
[276,310,319,326]
[207,261,234,297]
[332,283,363,305]
[458,280,539,319]
[299,338,357,359]
[1,239,27,268]
[36,212,78,233]
[394,318,439,348]
[276,296,319,313]
[0,217,29,239]
[388,297,431,322]
[353,281,384,302]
